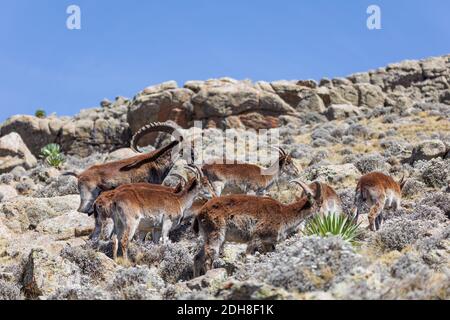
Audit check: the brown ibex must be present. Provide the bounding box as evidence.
[110,165,215,261]
[296,182,342,217]
[193,180,322,277]
[91,174,187,241]
[354,172,406,231]
[68,122,183,215]
[199,147,300,196]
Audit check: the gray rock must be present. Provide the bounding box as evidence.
[185,268,227,291]
[325,104,360,120]
[0,132,37,174]
[22,248,82,299]
[0,184,18,202]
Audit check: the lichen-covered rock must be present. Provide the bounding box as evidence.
[22,248,82,299]
[36,211,93,238]
[0,184,18,202]
[1,100,130,157]
[0,195,79,232]
[325,104,360,120]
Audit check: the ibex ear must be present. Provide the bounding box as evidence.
[312,181,322,202]
[119,140,180,172]
[278,156,286,168]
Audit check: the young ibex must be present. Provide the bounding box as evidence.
[354,172,406,231]
[199,147,300,196]
[70,122,182,215]
[110,165,215,261]
[193,180,322,277]
[91,174,187,241]
[296,182,342,217]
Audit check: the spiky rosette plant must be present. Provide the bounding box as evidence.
[303,212,362,245]
[40,143,65,168]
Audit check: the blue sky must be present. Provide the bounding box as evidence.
[0,0,449,122]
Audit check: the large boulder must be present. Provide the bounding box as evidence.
[325,104,360,120]
[355,83,385,108]
[0,185,18,202]
[0,116,67,156]
[191,79,295,129]
[0,99,130,157]
[270,81,324,112]
[36,211,93,239]
[127,82,194,146]
[0,195,79,232]
[421,56,448,80]
[0,132,37,174]
[383,60,424,88]
[22,248,82,299]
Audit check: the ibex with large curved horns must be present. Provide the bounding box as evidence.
[193,180,322,277]
[197,147,300,197]
[67,122,184,215]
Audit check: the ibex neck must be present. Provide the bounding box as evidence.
[284,198,312,221]
[260,161,281,186]
[178,189,198,212]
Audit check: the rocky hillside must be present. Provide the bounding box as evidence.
[0,55,449,300]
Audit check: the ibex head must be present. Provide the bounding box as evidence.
[184,164,217,198]
[290,180,323,207]
[273,147,300,177]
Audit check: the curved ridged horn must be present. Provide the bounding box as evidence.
[170,173,187,185]
[290,180,315,199]
[131,122,183,153]
[184,165,200,179]
[271,146,287,157]
[186,164,204,178]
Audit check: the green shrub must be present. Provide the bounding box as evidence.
[303,212,362,245]
[35,109,46,118]
[40,143,65,168]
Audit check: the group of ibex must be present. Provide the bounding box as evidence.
[68,122,406,277]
